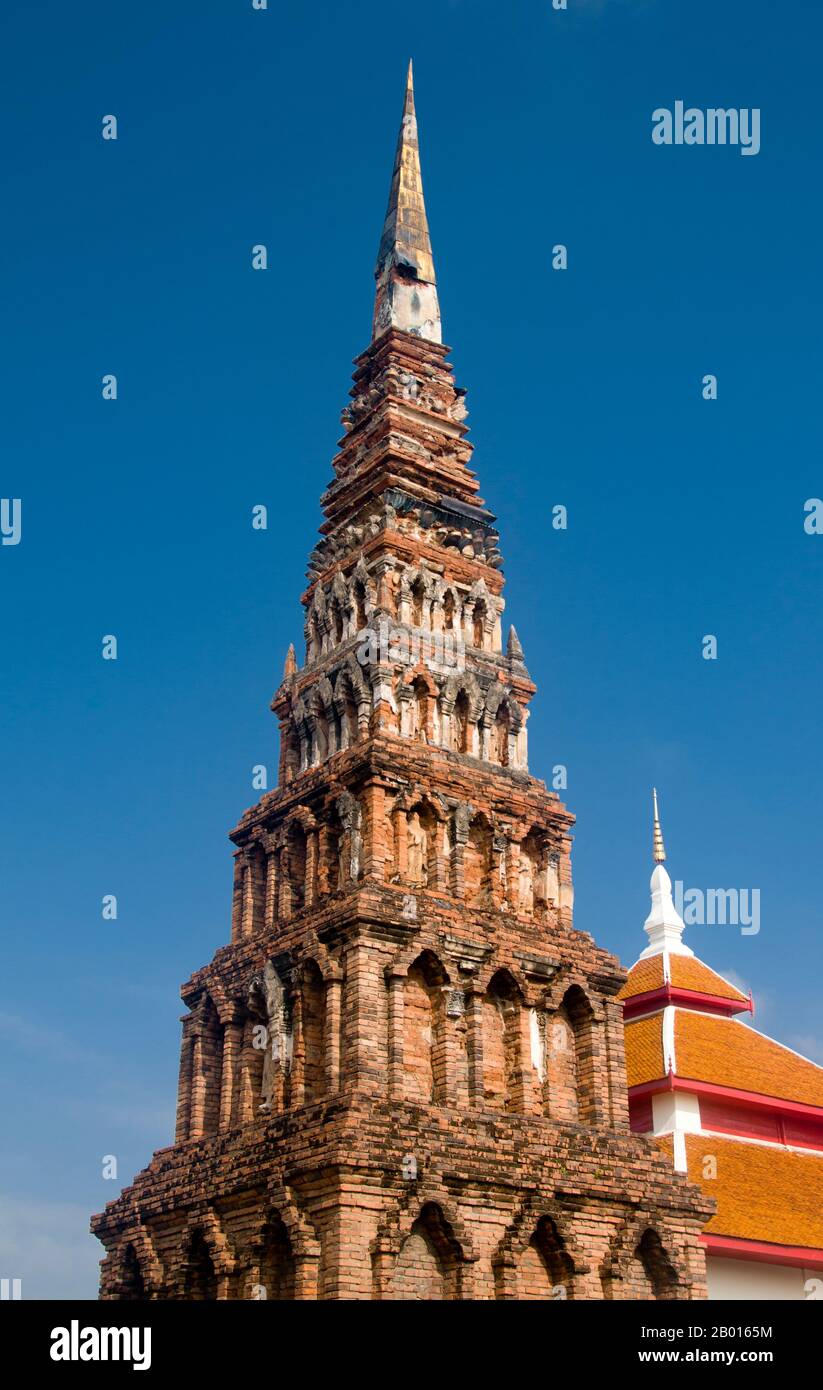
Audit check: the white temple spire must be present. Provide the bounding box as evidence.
[639,789,693,960]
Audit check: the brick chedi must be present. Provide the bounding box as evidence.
[92,63,712,1301]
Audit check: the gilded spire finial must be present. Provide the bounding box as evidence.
[372,61,441,344]
[652,787,666,864]
[640,787,692,959]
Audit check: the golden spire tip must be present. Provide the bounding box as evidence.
[652,787,667,864]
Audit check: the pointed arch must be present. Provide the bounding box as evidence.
[290,694,311,770]
[305,610,321,664]
[305,588,330,662]
[237,1010,265,1123]
[117,1242,146,1300]
[493,700,511,765]
[390,1203,464,1300]
[350,559,371,631]
[600,1218,684,1301]
[248,1209,296,1301]
[517,1216,576,1300]
[484,682,523,729]
[333,657,370,745]
[183,1228,218,1300]
[330,572,348,643]
[307,681,333,763]
[492,1201,587,1300]
[332,668,358,749]
[411,573,427,628]
[301,959,326,1103]
[471,596,487,649]
[441,670,483,718]
[634,1229,680,1299]
[412,675,430,742]
[518,827,548,917]
[482,969,522,1112]
[401,664,437,744]
[244,960,293,1117]
[405,798,439,889]
[403,951,448,1104]
[442,672,482,756]
[548,984,598,1124]
[464,811,493,907]
[453,688,470,753]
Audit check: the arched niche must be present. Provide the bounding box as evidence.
[301,960,326,1104]
[546,984,599,1124]
[403,951,448,1104]
[390,1203,464,1301]
[482,970,522,1112]
[517,1217,576,1300]
[464,813,493,907]
[183,1228,218,1301]
[117,1242,146,1301]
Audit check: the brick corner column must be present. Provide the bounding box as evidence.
[465,986,485,1106]
[219,1018,242,1132]
[174,1017,194,1143]
[230,851,244,943]
[603,997,630,1132]
[324,970,343,1094]
[362,782,387,882]
[386,968,406,1100]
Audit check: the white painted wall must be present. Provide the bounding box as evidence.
[651,1090,701,1172]
[707,1255,821,1300]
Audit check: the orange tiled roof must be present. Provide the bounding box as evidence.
[618,952,748,1005]
[624,1007,823,1106]
[658,1133,823,1251]
[675,1012,823,1109]
[618,956,664,1002]
[625,1014,665,1089]
[668,956,748,1004]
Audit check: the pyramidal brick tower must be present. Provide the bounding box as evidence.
[92,64,712,1301]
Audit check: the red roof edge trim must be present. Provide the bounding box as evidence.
[629,1074,823,1121]
[623,986,751,1020]
[702,1234,823,1271]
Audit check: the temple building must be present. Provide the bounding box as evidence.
[621,793,823,1299]
[91,64,713,1300]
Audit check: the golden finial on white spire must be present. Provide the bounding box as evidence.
[653,787,666,864]
[639,788,692,960]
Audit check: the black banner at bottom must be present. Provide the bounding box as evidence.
[3,1297,817,1376]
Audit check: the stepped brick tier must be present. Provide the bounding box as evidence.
[91,64,712,1301]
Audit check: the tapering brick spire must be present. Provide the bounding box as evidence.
[372,60,441,344]
[92,66,713,1306]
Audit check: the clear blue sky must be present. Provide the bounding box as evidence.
[1,0,821,1298]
